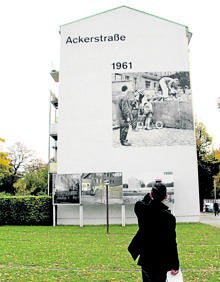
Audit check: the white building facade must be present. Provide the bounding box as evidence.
[49,6,200,225]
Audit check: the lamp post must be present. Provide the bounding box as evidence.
[105,180,110,234]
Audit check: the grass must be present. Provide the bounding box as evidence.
[0,224,219,281]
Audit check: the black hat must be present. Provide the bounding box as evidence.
[151,182,167,201]
[121,85,128,92]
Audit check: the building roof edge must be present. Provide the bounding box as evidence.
[59,5,190,31]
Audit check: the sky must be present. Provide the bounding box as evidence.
[1,0,220,162]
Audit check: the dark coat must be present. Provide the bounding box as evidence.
[118,95,133,125]
[128,199,179,271]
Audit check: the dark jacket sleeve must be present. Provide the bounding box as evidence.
[134,197,150,217]
[128,230,141,260]
[167,214,179,270]
[134,198,151,227]
[128,199,148,261]
[134,200,144,217]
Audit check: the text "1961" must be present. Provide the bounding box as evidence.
[112,62,133,70]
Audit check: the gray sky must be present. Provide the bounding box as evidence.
[1,0,219,161]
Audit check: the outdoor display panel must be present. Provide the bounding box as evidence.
[53,174,80,204]
[123,171,174,211]
[81,172,123,205]
[56,6,200,224]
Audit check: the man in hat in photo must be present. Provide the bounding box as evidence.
[118,85,133,146]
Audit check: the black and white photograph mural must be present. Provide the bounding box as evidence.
[53,174,80,204]
[122,170,174,212]
[112,71,195,147]
[81,172,123,205]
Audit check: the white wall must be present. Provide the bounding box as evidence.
[56,6,200,224]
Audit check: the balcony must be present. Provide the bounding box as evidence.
[49,162,57,173]
[50,91,58,109]
[50,70,59,82]
[50,123,58,140]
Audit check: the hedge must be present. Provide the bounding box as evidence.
[0,196,53,225]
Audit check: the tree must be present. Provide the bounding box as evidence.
[13,166,48,195]
[214,174,220,198]
[195,121,220,210]
[213,149,220,198]
[8,142,38,177]
[0,141,46,194]
[195,121,213,159]
[0,138,12,191]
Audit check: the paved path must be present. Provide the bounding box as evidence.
[199,212,220,228]
[113,127,195,147]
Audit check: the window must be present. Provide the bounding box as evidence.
[115,73,122,81]
[145,80,151,88]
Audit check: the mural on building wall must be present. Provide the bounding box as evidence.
[53,174,80,204]
[112,71,195,147]
[81,172,123,205]
[122,170,174,212]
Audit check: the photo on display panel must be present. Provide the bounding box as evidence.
[53,174,81,204]
[122,170,174,213]
[112,71,195,147]
[81,172,123,205]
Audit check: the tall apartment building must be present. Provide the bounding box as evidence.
[49,6,199,225]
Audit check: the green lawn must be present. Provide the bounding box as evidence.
[0,224,219,281]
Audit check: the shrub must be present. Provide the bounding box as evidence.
[0,196,52,225]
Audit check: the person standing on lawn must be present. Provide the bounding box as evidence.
[128,182,180,282]
[213,202,219,216]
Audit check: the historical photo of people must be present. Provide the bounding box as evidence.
[53,174,80,204]
[81,172,123,205]
[122,170,174,213]
[112,72,195,147]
